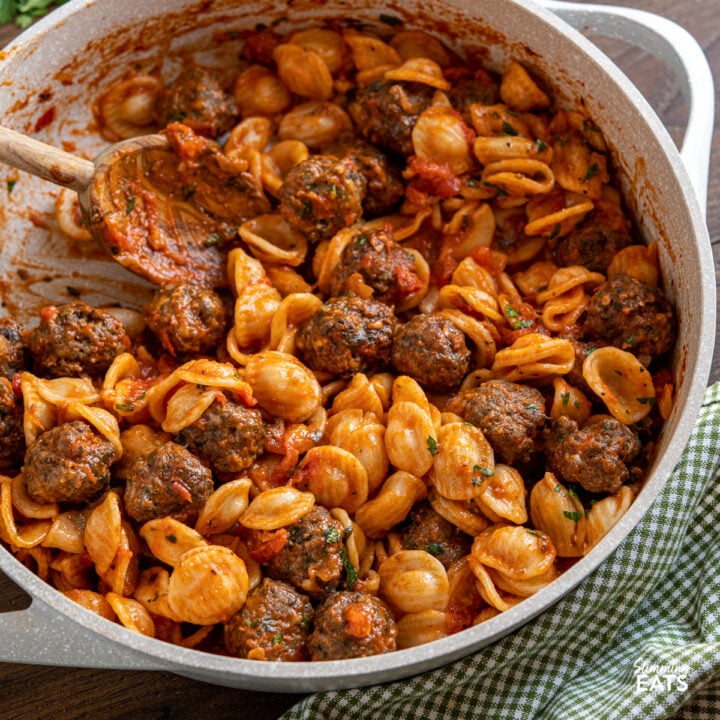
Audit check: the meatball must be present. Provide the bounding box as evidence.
[346,80,436,157]
[247,505,345,597]
[583,273,675,358]
[392,313,470,389]
[307,591,397,660]
[552,207,633,272]
[159,65,237,138]
[326,136,404,217]
[295,295,396,376]
[175,394,265,474]
[223,578,313,661]
[144,283,227,357]
[447,72,499,118]
[0,377,25,470]
[544,415,641,494]
[445,379,546,465]
[27,302,131,379]
[124,441,213,523]
[23,421,118,504]
[553,226,633,273]
[0,317,25,380]
[328,228,423,307]
[397,501,472,569]
[278,155,366,242]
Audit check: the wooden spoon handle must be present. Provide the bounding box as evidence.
[0,125,94,192]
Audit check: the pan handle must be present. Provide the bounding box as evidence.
[0,587,170,670]
[536,0,715,212]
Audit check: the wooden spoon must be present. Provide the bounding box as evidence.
[0,123,270,288]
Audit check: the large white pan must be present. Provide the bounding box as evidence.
[0,0,714,692]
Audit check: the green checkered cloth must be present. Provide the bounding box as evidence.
[283,382,720,720]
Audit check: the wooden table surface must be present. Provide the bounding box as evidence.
[1,2,718,718]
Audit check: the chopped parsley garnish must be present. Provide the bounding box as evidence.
[563,510,583,522]
[272,632,284,645]
[505,306,532,329]
[165,534,177,544]
[535,139,548,152]
[115,401,135,412]
[66,286,80,296]
[324,526,341,544]
[482,181,510,197]
[125,196,136,214]
[7,180,16,193]
[427,436,439,456]
[583,163,599,182]
[561,392,570,406]
[340,548,359,589]
[526,529,548,552]
[474,464,494,477]
[502,121,518,136]
[426,543,444,556]
[637,396,656,405]
[526,402,539,411]
[204,233,220,247]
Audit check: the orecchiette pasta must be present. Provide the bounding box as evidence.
[378,550,449,614]
[166,545,249,625]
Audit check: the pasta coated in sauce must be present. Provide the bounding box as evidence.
[1,19,676,662]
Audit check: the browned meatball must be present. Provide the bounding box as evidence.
[445,379,546,465]
[553,211,633,273]
[392,313,470,389]
[278,155,367,243]
[553,227,633,273]
[23,421,118,504]
[295,295,396,376]
[223,578,313,661]
[544,415,641,494]
[326,136,404,217]
[583,273,675,358]
[307,591,397,660]
[328,228,423,307]
[249,506,345,598]
[0,377,25,471]
[447,71,499,118]
[144,283,227,357]
[397,501,472,569]
[346,80,435,157]
[124,441,213,523]
[175,394,265,474]
[27,302,131,379]
[0,317,25,380]
[159,65,237,138]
